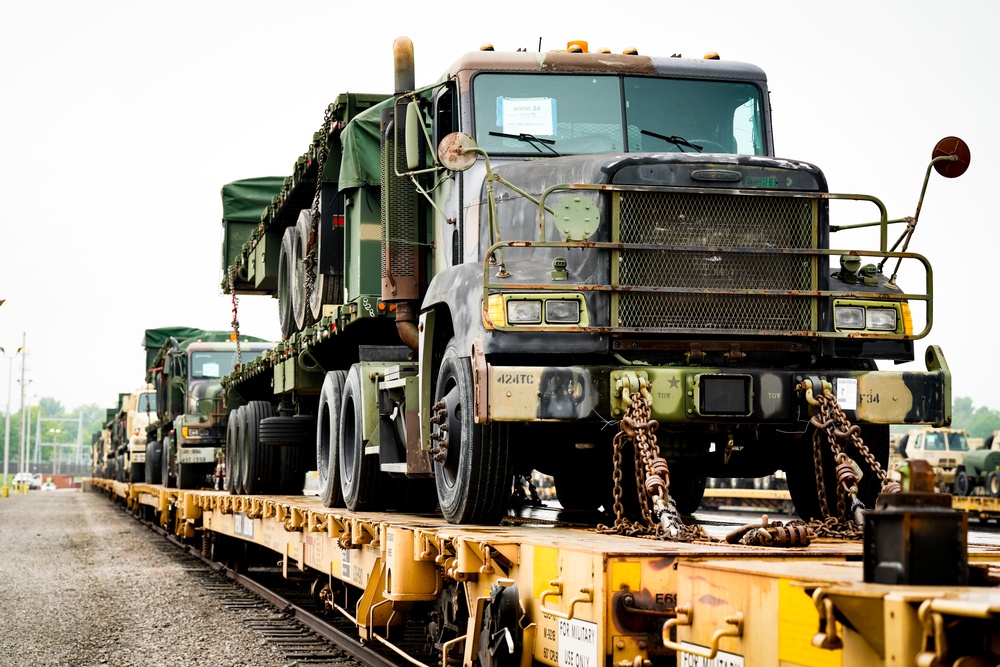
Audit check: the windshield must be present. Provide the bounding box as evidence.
[947,432,969,451]
[137,392,156,412]
[189,350,264,380]
[472,73,764,156]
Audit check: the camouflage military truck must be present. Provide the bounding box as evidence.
[897,427,971,494]
[142,327,272,490]
[220,37,968,524]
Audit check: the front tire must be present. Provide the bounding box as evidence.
[432,341,511,524]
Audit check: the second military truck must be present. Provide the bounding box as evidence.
[220,37,967,524]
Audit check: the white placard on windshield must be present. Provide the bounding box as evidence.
[497,96,556,136]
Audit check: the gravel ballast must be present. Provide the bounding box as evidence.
[0,487,310,666]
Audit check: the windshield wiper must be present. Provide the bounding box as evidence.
[640,129,703,153]
[489,131,561,156]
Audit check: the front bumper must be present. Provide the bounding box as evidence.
[484,345,950,426]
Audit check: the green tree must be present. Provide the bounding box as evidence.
[950,396,1000,440]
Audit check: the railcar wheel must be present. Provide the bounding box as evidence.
[225,407,244,494]
[786,424,889,521]
[241,401,277,495]
[277,226,296,339]
[146,441,163,485]
[339,364,383,510]
[432,341,511,524]
[317,370,347,507]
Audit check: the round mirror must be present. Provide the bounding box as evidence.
[438,132,479,172]
[932,136,971,178]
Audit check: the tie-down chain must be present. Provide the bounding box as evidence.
[598,377,707,542]
[799,378,901,538]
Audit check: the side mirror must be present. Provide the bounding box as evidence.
[405,100,423,170]
[438,132,479,172]
[931,136,971,179]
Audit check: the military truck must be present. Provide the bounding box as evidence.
[112,385,157,483]
[220,37,968,524]
[142,327,272,489]
[897,427,971,494]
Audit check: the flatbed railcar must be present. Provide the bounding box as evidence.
[89,478,1000,667]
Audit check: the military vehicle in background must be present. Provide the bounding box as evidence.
[219,37,968,524]
[897,427,971,494]
[142,327,272,490]
[114,385,156,483]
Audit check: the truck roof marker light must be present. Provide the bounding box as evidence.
[704,52,721,60]
[567,40,588,53]
[378,302,386,312]
[480,43,494,51]
[623,47,639,55]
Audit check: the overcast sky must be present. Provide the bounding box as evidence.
[1,1,996,418]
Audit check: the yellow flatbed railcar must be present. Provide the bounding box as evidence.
[88,478,1000,667]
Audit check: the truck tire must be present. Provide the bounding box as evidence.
[669,459,707,515]
[162,435,176,489]
[987,471,1000,498]
[241,401,278,495]
[953,470,970,496]
[292,213,316,333]
[225,407,244,494]
[339,364,384,510]
[786,424,889,522]
[309,273,341,323]
[259,415,314,446]
[176,463,202,490]
[317,370,348,507]
[432,341,512,524]
[128,460,145,484]
[146,441,163,485]
[278,226,296,339]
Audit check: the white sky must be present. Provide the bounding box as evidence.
[1,0,996,416]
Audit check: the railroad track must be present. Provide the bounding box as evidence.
[140,520,398,667]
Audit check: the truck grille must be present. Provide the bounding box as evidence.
[615,191,818,332]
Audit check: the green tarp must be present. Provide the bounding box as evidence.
[221,177,284,222]
[338,98,392,189]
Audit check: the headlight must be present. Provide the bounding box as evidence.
[866,307,897,331]
[507,299,542,324]
[834,306,865,329]
[545,299,581,324]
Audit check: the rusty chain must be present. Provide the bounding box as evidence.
[597,389,710,543]
[790,387,901,539]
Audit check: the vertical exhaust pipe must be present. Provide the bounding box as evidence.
[383,36,420,350]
